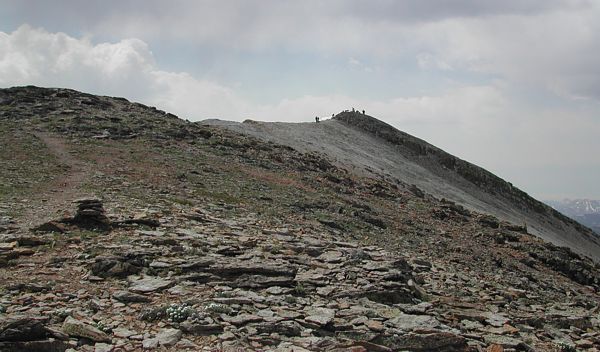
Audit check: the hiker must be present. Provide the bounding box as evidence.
[362,110,365,115]
[315,116,320,123]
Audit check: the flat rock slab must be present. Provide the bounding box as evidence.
[155,328,182,347]
[62,316,110,342]
[222,314,263,326]
[483,335,524,348]
[94,342,114,352]
[304,307,336,326]
[379,332,467,351]
[209,262,297,277]
[318,250,345,263]
[129,277,174,293]
[385,313,441,331]
[254,321,304,337]
[180,321,224,336]
[112,290,151,303]
[112,327,136,338]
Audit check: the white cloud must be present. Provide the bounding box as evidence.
[148,71,251,119]
[0,25,247,119]
[4,25,501,124]
[0,25,154,96]
[416,53,453,71]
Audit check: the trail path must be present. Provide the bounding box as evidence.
[20,133,93,229]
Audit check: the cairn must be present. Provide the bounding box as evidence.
[72,198,110,229]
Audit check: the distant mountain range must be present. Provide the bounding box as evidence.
[546,199,600,234]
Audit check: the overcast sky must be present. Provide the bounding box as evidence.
[1,0,599,200]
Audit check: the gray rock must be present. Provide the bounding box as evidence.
[179,258,215,271]
[304,307,335,326]
[318,251,344,263]
[378,332,467,351]
[149,260,172,269]
[129,277,174,293]
[385,313,441,331]
[485,313,509,327]
[94,342,114,352]
[142,337,159,349]
[180,321,223,335]
[461,319,484,330]
[91,258,141,278]
[0,315,53,342]
[61,317,110,342]
[483,335,525,348]
[233,275,295,288]
[155,328,182,347]
[222,314,263,326]
[112,327,136,338]
[176,338,199,349]
[112,290,151,303]
[254,321,304,337]
[208,262,297,277]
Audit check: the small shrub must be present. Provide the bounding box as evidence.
[294,282,306,296]
[95,321,111,333]
[555,341,576,352]
[204,302,232,315]
[166,303,195,322]
[214,291,234,298]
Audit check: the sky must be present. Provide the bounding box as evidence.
[1,0,599,200]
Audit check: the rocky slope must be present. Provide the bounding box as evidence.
[205,112,600,261]
[1,86,600,352]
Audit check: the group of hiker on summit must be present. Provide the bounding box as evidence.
[315,107,365,123]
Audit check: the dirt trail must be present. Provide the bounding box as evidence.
[20,133,93,229]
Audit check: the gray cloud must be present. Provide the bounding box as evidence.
[4,0,588,25]
[339,0,589,22]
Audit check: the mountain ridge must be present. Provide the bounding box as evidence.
[331,111,593,234]
[205,111,600,261]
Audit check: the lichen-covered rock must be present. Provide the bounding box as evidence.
[61,317,110,342]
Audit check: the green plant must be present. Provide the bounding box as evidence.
[283,295,297,304]
[204,302,232,315]
[266,243,283,254]
[166,303,194,322]
[214,291,234,298]
[95,321,111,333]
[78,230,99,241]
[294,282,307,296]
[554,341,576,352]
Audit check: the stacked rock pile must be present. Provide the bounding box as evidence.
[72,198,110,229]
